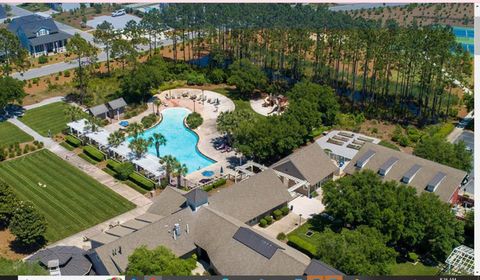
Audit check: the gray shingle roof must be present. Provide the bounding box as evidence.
[120,219,150,230]
[147,187,186,216]
[27,246,92,276]
[304,259,345,276]
[107,98,127,110]
[209,169,292,223]
[28,30,71,46]
[184,188,208,208]
[344,142,467,202]
[87,104,109,116]
[8,14,59,38]
[91,206,310,275]
[271,143,338,185]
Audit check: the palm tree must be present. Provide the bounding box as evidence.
[159,155,178,185]
[85,115,102,132]
[108,130,125,148]
[128,137,152,159]
[173,162,188,188]
[150,132,166,158]
[64,106,85,122]
[126,122,144,139]
[153,99,161,115]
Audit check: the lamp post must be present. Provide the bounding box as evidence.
[193,99,196,113]
[299,214,303,227]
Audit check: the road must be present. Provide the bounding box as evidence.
[8,4,172,81]
[448,111,474,195]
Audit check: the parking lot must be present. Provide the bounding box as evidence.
[87,14,141,30]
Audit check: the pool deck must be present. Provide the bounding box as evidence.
[103,88,238,185]
[156,89,237,183]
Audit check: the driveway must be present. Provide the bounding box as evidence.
[87,14,141,30]
[288,195,325,219]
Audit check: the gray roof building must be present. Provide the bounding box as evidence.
[344,142,467,203]
[27,246,92,275]
[304,259,345,276]
[7,14,71,56]
[184,188,208,210]
[271,143,338,186]
[147,187,186,216]
[106,98,127,111]
[209,169,292,223]
[87,104,109,117]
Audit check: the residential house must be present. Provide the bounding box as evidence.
[27,246,93,276]
[7,14,71,57]
[106,98,127,120]
[344,142,468,204]
[270,143,339,196]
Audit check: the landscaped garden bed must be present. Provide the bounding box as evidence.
[258,206,290,228]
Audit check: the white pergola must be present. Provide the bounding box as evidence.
[444,245,474,275]
[84,129,110,150]
[67,119,90,136]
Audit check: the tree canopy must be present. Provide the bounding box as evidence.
[322,170,464,260]
[316,226,397,275]
[414,135,473,172]
[227,59,267,95]
[9,201,47,247]
[125,245,196,276]
[0,76,25,111]
[0,181,19,227]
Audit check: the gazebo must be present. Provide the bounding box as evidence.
[444,245,474,275]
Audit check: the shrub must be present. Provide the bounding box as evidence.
[114,162,134,180]
[38,55,48,64]
[140,114,158,129]
[408,252,419,262]
[107,159,121,170]
[287,235,317,257]
[273,209,283,220]
[208,68,225,84]
[277,232,286,241]
[212,178,226,188]
[83,145,105,162]
[63,70,71,77]
[265,215,273,225]
[378,140,400,151]
[203,185,213,192]
[128,172,155,190]
[259,219,267,228]
[65,135,81,147]
[186,72,207,85]
[281,206,290,216]
[186,112,203,129]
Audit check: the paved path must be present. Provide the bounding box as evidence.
[447,110,474,142]
[23,96,65,110]
[8,117,151,207]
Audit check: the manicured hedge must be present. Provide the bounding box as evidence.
[128,172,155,191]
[203,178,227,192]
[281,206,290,216]
[265,215,273,224]
[107,159,121,170]
[287,235,317,257]
[273,209,283,220]
[259,219,267,228]
[66,135,82,147]
[83,145,105,162]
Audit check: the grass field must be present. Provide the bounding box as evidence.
[0,122,33,147]
[389,262,439,276]
[0,149,135,242]
[19,102,70,137]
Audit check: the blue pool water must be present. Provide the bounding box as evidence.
[452,26,474,54]
[131,108,215,174]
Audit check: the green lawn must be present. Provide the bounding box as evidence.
[389,262,439,276]
[19,102,70,137]
[0,122,33,147]
[210,87,264,116]
[0,149,135,242]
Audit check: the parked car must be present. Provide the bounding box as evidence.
[111,9,126,17]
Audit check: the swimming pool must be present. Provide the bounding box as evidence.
[131,108,215,174]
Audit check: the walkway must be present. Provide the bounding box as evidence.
[8,117,151,207]
[23,96,65,110]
